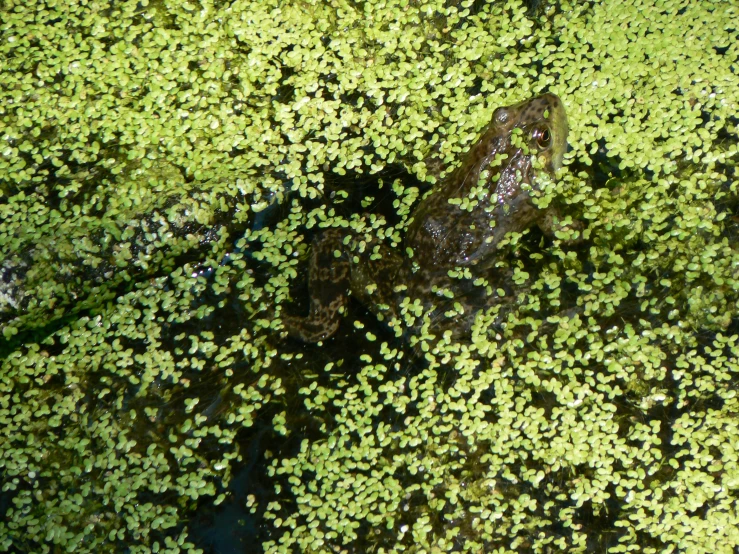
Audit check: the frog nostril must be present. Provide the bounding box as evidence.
[493,107,509,125]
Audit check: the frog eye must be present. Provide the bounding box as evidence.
[533,127,551,149]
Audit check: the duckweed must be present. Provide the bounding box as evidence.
[2,0,739,552]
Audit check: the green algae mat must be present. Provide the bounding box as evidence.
[1,0,738,552]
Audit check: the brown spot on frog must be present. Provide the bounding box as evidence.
[282,93,579,342]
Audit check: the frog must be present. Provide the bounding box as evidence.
[281,93,578,343]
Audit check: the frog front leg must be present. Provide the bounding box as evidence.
[538,207,584,245]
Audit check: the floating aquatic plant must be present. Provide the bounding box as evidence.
[1,0,738,553]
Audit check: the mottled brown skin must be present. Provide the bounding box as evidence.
[283,93,575,342]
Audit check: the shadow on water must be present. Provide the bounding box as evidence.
[189,424,268,554]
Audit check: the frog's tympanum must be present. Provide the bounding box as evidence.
[282,93,578,343]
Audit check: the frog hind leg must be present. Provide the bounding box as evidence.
[349,240,402,324]
[281,229,351,342]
